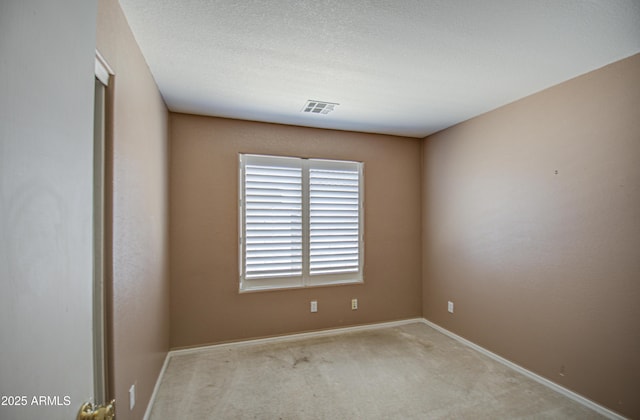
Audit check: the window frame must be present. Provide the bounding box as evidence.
[239,153,364,292]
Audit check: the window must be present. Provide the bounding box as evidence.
[239,154,363,292]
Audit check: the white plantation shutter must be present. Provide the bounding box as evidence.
[309,162,360,276]
[242,155,303,282]
[240,154,363,291]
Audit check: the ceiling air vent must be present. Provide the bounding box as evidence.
[302,100,339,115]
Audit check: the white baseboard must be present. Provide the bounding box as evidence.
[169,317,424,357]
[143,351,171,420]
[420,319,626,420]
[144,317,626,420]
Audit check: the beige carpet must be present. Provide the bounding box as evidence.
[149,322,604,419]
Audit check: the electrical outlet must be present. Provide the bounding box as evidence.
[129,383,136,410]
[447,301,454,313]
[310,300,318,313]
[351,298,358,310]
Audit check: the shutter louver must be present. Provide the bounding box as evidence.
[244,163,302,279]
[309,165,360,275]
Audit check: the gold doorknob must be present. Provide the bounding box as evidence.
[77,399,116,420]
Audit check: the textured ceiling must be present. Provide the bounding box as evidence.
[118,0,640,138]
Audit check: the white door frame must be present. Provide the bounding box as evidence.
[93,50,113,405]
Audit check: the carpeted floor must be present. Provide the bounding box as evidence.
[149,322,605,419]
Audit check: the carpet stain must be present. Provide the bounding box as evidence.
[398,330,435,353]
[293,356,310,368]
[420,341,434,351]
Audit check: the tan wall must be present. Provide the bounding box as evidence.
[96,1,170,419]
[170,115,422,348]
[422,53,640,418]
